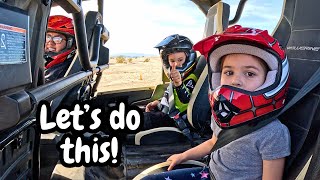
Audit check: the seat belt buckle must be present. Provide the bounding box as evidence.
[173,113,180,120]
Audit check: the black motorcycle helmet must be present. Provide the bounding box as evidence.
[154,34,197,79]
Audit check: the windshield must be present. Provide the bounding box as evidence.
[50,0,283,92]
[224,0,282,34]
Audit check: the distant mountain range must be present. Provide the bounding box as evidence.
[110,53,157,58]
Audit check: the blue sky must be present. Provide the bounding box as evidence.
[51,0,283,56]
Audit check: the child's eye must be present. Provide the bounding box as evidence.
[223,71,233,76]
[246,72,256,77]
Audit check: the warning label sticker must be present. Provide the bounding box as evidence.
[0,23,27,64]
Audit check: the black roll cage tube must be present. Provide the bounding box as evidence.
[30,0,249,103]
[54,0,105,70]
[191,0,248,26]
[27,0,107,103]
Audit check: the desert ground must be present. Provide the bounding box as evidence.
[97,56,163,92]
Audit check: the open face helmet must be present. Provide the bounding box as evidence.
[193,25,289,129]
[48,15,74,37]
[154,34,197,79]
[46,15,75,55]
[44,15,76,68]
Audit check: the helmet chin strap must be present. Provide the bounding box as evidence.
[44,51,59,58]
[44,48,75,69]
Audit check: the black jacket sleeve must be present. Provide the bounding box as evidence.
[174,78,196,103]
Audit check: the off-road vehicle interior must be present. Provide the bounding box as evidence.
[0,0,319,180]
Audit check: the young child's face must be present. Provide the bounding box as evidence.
[168,52,186,67]
[220,54,268,91]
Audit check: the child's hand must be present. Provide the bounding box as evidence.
[145,100,159,112]
[170,63,182,87]
[167,153,185,171]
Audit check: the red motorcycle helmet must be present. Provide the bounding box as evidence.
[47,15,75,49]
[193,25,290,129]
[45,15,76,68]
[47,15,75,36]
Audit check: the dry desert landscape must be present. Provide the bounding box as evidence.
[97,56,163,92]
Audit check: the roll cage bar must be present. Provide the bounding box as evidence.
[30,0,110,103]
[191,0,248,25]
[54,0,108,70]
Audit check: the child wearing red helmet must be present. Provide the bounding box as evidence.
[142,25,291,180]
[44,15,76,83]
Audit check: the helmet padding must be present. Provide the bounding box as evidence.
[209,44,279,92]
[193,25,289,129]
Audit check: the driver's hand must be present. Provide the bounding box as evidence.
[145,100,159,112]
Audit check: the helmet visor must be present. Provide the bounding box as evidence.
[154,35,177,48]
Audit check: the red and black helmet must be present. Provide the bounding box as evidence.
[47,15,75,37]
[45,15,75,59]
[193,25,290,129]
[44,15,76,65]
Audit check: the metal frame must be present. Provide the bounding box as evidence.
[191,0,248,26]
[54,0,106,71]
[24,0,109,103]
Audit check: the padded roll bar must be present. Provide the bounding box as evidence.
[229,0,248,25]
[54,0,106,71]
[29,64,108,102]
[73,10,91,70]
[98,0,104,18]
[54,0,81,13]
[191,0,221,15]
[89,24,104,68]
[192,0,247,26]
